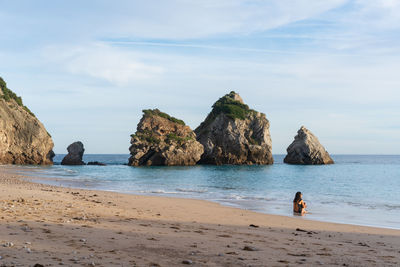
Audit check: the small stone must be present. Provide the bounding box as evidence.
[21,226,31,232]
[3,242,14,247]
[243,246,259,251]
[182,259,193,265]
[79,238,86,242]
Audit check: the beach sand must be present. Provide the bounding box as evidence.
[0,168,399,266]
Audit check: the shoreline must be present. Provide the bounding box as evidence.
[4,163,400,231]
[1,167,400,266]
[23,174,400,234]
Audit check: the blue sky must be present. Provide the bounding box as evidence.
[1,0,399,154]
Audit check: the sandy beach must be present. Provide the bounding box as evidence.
[0,168,399,266]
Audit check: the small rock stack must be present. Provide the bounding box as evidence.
[61,141,85,165]
[284,126,334,165]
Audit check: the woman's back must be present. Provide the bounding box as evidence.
[293,191,306,215]
[293,199,304,213]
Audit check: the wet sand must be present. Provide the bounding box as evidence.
[0,168,399,266]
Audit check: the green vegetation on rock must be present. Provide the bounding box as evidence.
[143,109,185,125]
[0,77,34,116]
[200,91,259,128]
[166,133,192,144]
[131,130,160,144]
[211,91,257,120]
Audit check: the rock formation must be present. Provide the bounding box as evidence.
[0,77,54,164]
[129,109,204,166]
[61,141,85,165]
[87,161,106,166]
[284,126,334,165]
[195,91,273,165]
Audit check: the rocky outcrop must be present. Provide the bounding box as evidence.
[129,109,204,166]
[195,91,273,165]
[87,161,106,166]
[0,77,54,165]
[61,141,85,165]
[284,126,334,165]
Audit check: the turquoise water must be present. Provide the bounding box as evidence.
[10,154,400,229]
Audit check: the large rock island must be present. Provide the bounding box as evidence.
[284,126,334,165]
[195,91,273,165]
[129,109,204,166]
[0,77,54,164]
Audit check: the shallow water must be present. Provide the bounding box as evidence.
[9,154,400,229]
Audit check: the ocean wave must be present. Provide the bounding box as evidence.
[176,188,208,193]
[225,194,276,201]
[342,201,400,211]
[383,204,400,210]
[138,190,181,194]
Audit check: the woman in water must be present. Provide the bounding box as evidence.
[293,191,307,215]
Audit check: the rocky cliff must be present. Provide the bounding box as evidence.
[195,91,273,165]
[129,109,204,166]
[284,126,334,165]
[0,77,54,165]
[61,141,85,165]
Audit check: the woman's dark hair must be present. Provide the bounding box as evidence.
[293,191,302,203]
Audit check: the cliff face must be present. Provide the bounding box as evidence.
[128,109,204,166]
[284,126,334,165]
[0,78,54,165]
[195,91,273,165]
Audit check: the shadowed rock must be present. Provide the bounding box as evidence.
[195,91,273,165]
[61,141,85,165]
[0,77,54,164]
[128,109,204,166]
[87,161,106,166]
[284,126,334,165]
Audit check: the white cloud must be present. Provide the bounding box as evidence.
[106,0,348,39]
[354,0,400,29]
[0,0,348,41]
[42,44,164,86]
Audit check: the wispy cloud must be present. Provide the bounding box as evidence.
[42,44,164,86]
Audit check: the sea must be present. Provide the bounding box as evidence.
[7,154,400,230]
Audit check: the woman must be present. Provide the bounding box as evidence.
[293,191,307,215]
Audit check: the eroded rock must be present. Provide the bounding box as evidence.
[195,91,273,165]
[0,77,54,164]
[61,141,85,165]
[128,109,204,166]
[284,126,334,165]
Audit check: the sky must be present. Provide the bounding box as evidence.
[0,0,399,154]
